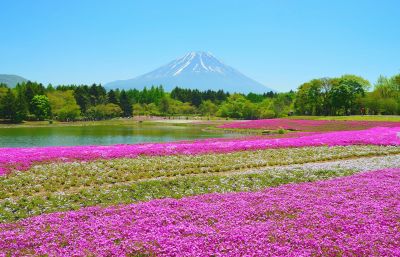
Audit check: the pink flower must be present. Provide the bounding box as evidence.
[1,168,399,256]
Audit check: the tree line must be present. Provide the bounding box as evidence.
[0,73,399,123]
[0,81,284,123]
[295,74,400,116]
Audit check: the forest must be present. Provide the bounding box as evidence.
[0,73,399,123]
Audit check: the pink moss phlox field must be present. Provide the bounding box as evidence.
[1,169,399,256]
[219,118,330,130]
[218,118,400,131]
[0,126,400,175]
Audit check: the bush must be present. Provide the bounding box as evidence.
[278,128,286,134]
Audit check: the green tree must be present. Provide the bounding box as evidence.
[132,103,145,116]
[330,76,365,115]
[89,84,107,106]
[295,75,368,116]
[0,89,26,123]
[0,84,8,98]
[73,86,91,113]
[158,96,171,115]
[340,74,370,91]
[270,96,289,118]
[48,90,81,121]
[30,95,51,120]
[217,94,259,119]
[15,90,28,122]
[257,98,275,118]
[145,103,160,116]
[119,90,132,117]
[15,81,46,114]
[107,90,119,104]
[86,104,122,119]
[0,89,17,121]
[294,79,324,115]
[380,98,398,114]
[168,100,195,115]
[246,93,265,103]
[359,92,382,114]
[199,100,217,117]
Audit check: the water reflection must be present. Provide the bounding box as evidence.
[0,124,233,147]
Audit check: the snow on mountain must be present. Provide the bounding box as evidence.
[105,51,274,93]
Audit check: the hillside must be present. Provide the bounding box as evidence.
[0,74,27,87]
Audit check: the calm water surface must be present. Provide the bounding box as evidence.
[0,124,234,147]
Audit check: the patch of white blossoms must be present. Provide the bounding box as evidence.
[245,154,400,175]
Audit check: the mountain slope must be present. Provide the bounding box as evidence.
[106,52,274,93]
[0,74,27,88]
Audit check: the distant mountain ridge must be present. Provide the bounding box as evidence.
[0,74,27,88]
[106,51,274,93]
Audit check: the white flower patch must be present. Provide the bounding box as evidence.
[241,154,400,175]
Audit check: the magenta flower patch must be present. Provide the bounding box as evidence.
[1,168,399,256]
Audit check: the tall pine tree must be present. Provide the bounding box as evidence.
[119,90,132,117]
[107,90,119,104]
[0,89,25,123]
[0,89,16,121]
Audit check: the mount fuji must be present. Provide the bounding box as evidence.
[105,51,274,93]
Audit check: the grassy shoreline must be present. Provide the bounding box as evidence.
[0,117,232,129]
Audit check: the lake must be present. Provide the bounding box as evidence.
[0,124,234,147]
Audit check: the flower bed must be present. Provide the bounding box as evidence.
[1,168,399,256]
[1,126,399,175]
[218,118,400,131]
[2,145,398,222]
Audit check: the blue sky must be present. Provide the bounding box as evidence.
[0,0,399,91]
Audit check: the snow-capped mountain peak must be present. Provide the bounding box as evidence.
[148,51,229,78]
[106,51,275,93]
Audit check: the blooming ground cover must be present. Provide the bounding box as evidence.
[218,118,400,132]
[1,125,400,256]
[1,126,400,175]
[1,145,399,222]
[1,168,399,256]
